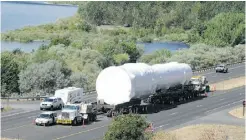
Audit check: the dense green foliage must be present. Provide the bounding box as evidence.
[104,114,150,140]
[2,1,245,47]
[202,13,245,47]
[18,60,71,95]
[1,52,20,97]
[1,1,245,96]
[140,44,245,70]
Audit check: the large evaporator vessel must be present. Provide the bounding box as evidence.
[96,62,193,105]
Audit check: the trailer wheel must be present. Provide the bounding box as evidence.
[59,104,62,109]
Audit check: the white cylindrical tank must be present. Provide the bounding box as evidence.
[96,62,193,105]
[96,63,156,105]
[152,62,192,90]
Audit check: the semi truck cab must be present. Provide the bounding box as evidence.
[56,103,97,125]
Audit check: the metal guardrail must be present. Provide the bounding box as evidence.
[1,59,244,101]
[192,59,245,73]
[0,90,97,101]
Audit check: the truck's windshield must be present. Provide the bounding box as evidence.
[63,105,77,110]
[44,98,54,102]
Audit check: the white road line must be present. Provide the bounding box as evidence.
[196,105,202,107]
[1,109,39,118]
[28,115,37,119]
[220,98,225,101]
[1,124,32,132]
[170,112,178,116]
[205,99,243,114]
[154,124,169,129]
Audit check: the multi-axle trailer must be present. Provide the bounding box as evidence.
[97,81,207,117]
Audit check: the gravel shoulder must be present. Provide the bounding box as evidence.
[210,76,245,91]
[229,106,245,119]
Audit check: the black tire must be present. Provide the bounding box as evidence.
[45,122,49,127]
[50,106,53,111]
[40,107,43,111]
[59,104,62,109]
[72,118,77,126]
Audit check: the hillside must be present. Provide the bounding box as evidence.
[1,1,245,97]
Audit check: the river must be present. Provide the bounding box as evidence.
[1,1,189,53]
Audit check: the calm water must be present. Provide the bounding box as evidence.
[1,2,189,53]
[140,42,189,54]
[1,1,78,32]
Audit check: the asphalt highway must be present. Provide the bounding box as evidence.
[1,62,245,140]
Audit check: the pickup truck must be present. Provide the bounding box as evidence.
[215,64,228,73]
[40,97,64,110]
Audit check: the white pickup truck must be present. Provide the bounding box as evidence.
[40,97,64,110]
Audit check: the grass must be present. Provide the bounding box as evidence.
[1,106,13,112]
[229,107,245,119]
[152,124,245,140]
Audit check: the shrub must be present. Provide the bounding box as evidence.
[104,114,150,140]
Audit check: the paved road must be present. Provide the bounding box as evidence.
[2,62,244,111]
[1,63,245,140]
[1,86,244,140]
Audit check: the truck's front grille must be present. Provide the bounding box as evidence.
[62,112,69,119]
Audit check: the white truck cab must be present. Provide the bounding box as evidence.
[56,103,97,125]
[56,104,83,125]
[40,97,64,110]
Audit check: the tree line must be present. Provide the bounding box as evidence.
[1,1,245,97]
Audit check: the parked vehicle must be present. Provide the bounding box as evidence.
[96,62,209,117]
[54,87,84,104]
[35,112,57,126]
[40,97,64,110]
[215,64,228,73]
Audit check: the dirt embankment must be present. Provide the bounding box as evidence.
[229,107,245,119]
[152,124,245,140]
[210,76,245,91]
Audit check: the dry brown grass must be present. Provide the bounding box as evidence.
[210,76,245,91]
[1,106,13,112]
[152,124,245,140]
[229,107,246,119]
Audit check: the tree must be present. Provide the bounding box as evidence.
[70,72,89,91]
[18,60,71,96]
[113,53,130,65]
[139,49,172,64]
[121,41,144,63]
[104,114,150,140]
[1,52,20,97]
[203,12,245,47]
